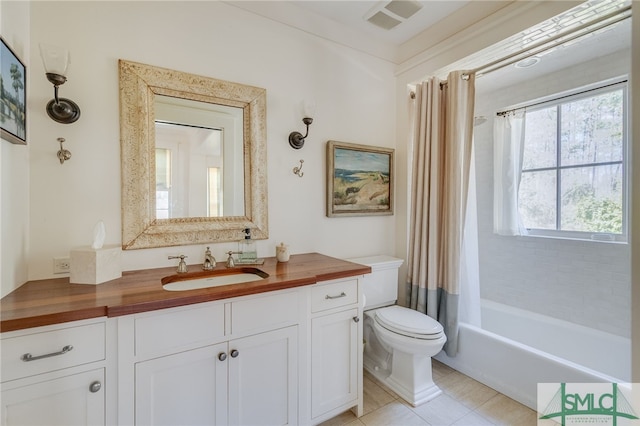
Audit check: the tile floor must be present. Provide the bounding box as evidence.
[320,360,538,426]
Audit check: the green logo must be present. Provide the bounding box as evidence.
[539,383,639,425]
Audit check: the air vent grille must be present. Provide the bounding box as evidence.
[367,11,402,30]
[385,0,422,19]
[365,0,423,31]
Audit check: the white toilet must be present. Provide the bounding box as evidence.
[349,255,447,407]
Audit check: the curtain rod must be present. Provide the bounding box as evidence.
[409,74,469,98]
[496,78,628,117]
[409,4,631,100]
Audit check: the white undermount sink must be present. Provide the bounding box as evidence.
[162,268,268,291]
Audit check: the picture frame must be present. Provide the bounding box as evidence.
[326,140,394,217]
[1,37,27,145]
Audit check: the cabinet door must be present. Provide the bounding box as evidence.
[228,326,298,426]
[135,343,227,426]
[311,308,359,419]
[1,368,105,426]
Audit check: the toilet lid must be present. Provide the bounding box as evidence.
[375,306,444,339]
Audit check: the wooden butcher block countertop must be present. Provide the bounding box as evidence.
[0,253,371,332]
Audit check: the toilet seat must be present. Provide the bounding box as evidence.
[375,306,444,340]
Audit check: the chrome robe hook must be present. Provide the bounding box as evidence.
[293,159,304,177]
[57,137,71,164]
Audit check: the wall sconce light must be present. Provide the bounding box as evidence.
[39,44,81,124]
[288,100,315,149]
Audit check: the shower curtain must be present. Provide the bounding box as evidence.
[406,71,476,356]
[493,112,527,236]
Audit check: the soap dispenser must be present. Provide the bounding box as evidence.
[238,228,257,262]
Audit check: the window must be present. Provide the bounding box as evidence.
[518,80,628,241]
[156,148,172,219]
[207,167,222,217]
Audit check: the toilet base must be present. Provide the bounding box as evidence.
[363,349,442,407]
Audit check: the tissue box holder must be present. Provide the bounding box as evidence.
[70,245,122,285]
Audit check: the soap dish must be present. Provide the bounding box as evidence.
[234,258,265,266]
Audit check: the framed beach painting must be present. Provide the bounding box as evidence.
[326,140,394,217]
[1,37,27,145]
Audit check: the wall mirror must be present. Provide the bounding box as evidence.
[119,60,268,250]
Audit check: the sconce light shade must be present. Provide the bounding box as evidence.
[40,43,70,76]
[39,43,81,124]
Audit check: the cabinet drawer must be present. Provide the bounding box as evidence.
[311,279,359,313]
[135,302,225,358]
[231,290,299,335]
[1,322,105,383]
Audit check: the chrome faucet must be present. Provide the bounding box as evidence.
[226,251,241,268]
[203,247,216,270]
[168,255,188,273]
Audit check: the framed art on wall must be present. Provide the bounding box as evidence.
[326,140,394,217]
[1,37,27,145]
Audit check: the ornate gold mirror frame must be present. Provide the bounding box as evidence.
[119,60,268,249]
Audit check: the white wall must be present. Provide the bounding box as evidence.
[21,1,397,286]
[474,50,631,338]
[1,1,30,297]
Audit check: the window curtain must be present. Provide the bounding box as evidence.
[493,112,527,236]
[406,71,476,356]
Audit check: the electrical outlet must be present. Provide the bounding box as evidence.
[53,257,71,274]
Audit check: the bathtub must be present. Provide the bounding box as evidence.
[435,299,631,409]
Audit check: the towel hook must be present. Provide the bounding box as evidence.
[293,159,304,177]
[57,137,71,164]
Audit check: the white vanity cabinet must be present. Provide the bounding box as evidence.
[134,343,227,425]
[118,289,301,426]
[227,326,298,425]
[0,318,108,426]
[0,264,367,425]
[309,277,363,424]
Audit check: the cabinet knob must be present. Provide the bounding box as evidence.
[218,352,227,361]
[89,381,102,393]
[230,349,239,358]
[353,316,360,323]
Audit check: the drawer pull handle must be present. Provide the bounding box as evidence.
[353,316,360,323]
[21,345,74,362]
[230,349,239,358]
[218,352,227,361]
[325,292,346,300]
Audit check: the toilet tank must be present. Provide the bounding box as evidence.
[347,255,404,310]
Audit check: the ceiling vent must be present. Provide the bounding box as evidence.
[365,0,423,30]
